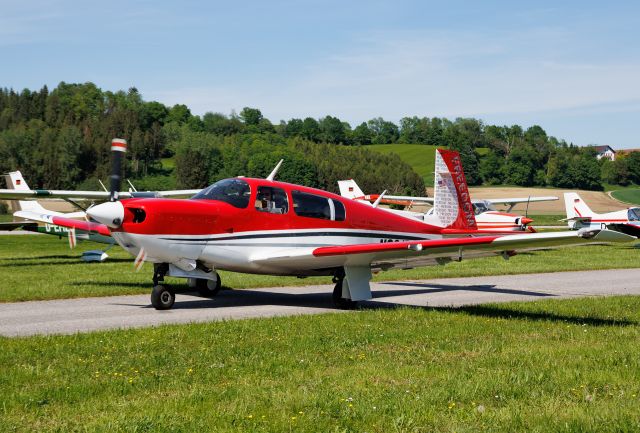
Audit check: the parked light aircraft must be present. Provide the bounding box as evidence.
[0,169,202,261]
[1,171,116,261]
[564,192,640,237]
[17,139,632,310]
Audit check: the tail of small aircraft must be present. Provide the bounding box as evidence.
[433,149,478,230]
[4,171,49,214]
[338,179,366,200]
[564,192,595,220]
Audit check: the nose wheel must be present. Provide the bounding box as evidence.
[151,284,175,310]
[151,263,175,310]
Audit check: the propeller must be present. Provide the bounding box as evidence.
[110,138,127,201]
[87,139,126,228]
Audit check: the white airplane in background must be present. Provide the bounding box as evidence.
[564,192,640,237]
[0,170,201,261]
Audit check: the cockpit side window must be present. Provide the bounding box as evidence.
[191,178,251,208]
[473,202,488,215]
[292,190,345,221]
[255,186,289,214]
[628,208,640,221]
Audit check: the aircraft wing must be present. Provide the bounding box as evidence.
[0,188,201,201]
[14,211,111,237]
[311,229,630,266]
[488,196,558,205]
[371,195,559,208]
[251,229,631,271]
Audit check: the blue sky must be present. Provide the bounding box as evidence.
[2,0,639,147]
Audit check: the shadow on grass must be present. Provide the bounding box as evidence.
[416,304,637,327]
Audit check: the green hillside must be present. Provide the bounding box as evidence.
[368,144,440,185]
[611,188,640,205]
[369,144,490,186]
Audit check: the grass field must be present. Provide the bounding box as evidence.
[0,232,638,303]
[611,189,640,206]
[1,295,639,432]
[368,144,439,185]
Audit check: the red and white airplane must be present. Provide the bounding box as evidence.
[17,139,632,310]
[564,192,640,237]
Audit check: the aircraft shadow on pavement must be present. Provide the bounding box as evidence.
[377,281,554,298]
[150,284,635,327]
[118,282,553,311]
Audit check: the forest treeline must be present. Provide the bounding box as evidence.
[0,82,637,196]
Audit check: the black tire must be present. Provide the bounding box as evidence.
[151,284,175,310]
[332,281,357,310]
[196,274,221,298]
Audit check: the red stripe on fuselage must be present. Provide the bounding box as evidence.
[115,178,444,236]
[313,235,499,257]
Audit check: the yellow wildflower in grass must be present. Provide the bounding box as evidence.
[448,402,456,409]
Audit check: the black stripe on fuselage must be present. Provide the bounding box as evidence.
[159,231,428,243]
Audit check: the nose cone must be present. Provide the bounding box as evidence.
[521,217,533,226]
[87,201,125,228]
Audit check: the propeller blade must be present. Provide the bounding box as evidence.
[68,227,77,249]
[110,138,127,201]
[134,247,146,272]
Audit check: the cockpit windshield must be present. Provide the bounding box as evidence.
[628,208,640,221]
[472,200,496,215]
[191,178,251,208]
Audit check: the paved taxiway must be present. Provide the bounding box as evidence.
[1,268,639,337]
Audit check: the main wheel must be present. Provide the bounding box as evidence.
[332,281,357,310]
[196,274,221,298]
[151,284,175,310]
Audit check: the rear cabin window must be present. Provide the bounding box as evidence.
[292,190,345,221]
[255,186,289,214]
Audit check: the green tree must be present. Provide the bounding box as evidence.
[351,122,372,146]
[239,107,263,126]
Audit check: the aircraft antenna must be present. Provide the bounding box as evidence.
[372,190,387,208]
[266,159,284,181]
[127,179,138,192]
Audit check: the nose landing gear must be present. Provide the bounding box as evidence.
[150,263,223,310]
[150,263,174,310]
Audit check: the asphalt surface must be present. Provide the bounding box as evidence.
[1,268,640,337]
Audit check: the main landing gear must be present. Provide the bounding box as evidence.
[196,274,221,298]
[149,263,222,310]
[332,271,357,310]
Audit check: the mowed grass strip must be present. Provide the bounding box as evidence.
[0,234,639,302]
[611,188,640,206]
[1,296,639,432]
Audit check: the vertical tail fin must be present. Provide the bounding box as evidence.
[4,171,49,214]
[433,149,477,230]
[564,192,594,219]
[338,179,366,200]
